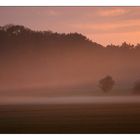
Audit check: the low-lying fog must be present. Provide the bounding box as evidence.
[0,96,140,105]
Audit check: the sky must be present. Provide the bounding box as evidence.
[0,7,140,46]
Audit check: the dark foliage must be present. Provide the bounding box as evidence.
[99,76,115,93]
[0,24,103,50]
[1,24,140,51]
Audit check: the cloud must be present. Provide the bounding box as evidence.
[97,8,128,17]
[70,19,140,34]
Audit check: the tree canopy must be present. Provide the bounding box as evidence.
[99,76,115,93]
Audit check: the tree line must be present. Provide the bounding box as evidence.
[99,75,140,94]
[1,24,140,50]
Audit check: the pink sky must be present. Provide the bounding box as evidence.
[0,7,140,45]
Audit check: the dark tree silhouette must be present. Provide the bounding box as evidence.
[1,24,140,51]
[106,44,119,49]
[120,42,134,49]
[99,76,115,93]
[133,81,140,94]
[0,24,101,49]
[1,24,140,60]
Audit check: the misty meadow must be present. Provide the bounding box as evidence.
[1,7,140,134]
[0,24,140,96]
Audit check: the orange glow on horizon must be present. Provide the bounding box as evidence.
[0,7,140,46]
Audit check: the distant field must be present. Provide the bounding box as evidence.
[0,101,140,133]
[0,87,132,97]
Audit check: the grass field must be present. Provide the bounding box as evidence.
[0,98,140,133]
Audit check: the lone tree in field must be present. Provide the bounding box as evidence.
[133,81,140,94]
[99,75,115,93]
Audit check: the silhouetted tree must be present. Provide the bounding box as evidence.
[0,24,101,50]
[120,42,134,49]
[99,76,115,93]
[106,44,119,49]
[133,81,140,94]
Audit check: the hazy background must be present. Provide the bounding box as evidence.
[0,7,140,96]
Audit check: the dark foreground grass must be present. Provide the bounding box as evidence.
[0,103,140,134]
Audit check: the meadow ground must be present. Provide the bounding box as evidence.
[0,98,140,133]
